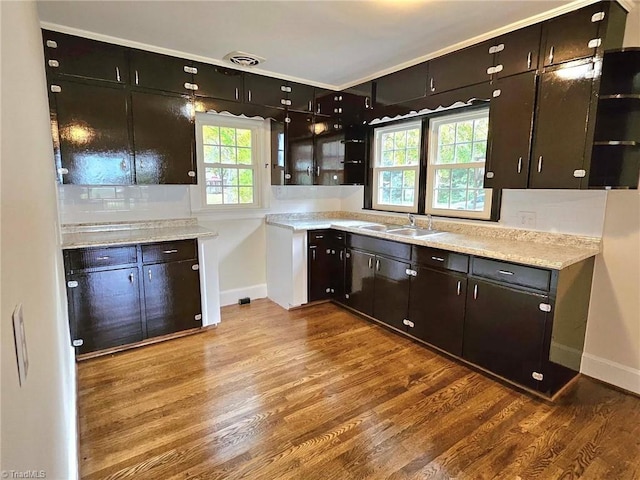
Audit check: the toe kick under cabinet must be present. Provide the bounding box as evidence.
[64,238,203,356]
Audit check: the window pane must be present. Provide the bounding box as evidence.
[467,189,485,211]
[237,147,252,165]
[406,129,420,148]
[239,187,253,204]
[381,151,394,167]
[394,131,407,149]
[393,149,406,165]
[221,146,236,164]
[403,189,414,204]
[451,189,467,209]
[439,124,455,145]
[451,168,469,188]
[380,170,391,188]
[473,118,489,141]
[469,167,485,188]
[382,133,394,151]
[238,169,253,186]
[391,171,403,188]
[379,188,391,204]
[220,127,236,146]
[223,168,238,186]
[403,170,415,188]
[456,121,473,143]
[434,189,450,209]
[203,126,219,145]
[223,187,238,204]
[406,148,419,165]
[390,188,403,204]
[455,143,472,163]
[435,168,451,188]
[204,145,219,164]
[438,145,454,164]
[236,129,251,147]
[472,142,486,162]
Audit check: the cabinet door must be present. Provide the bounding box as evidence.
[375,62,429,106]
[52,80,133,185]
[530,62,595,189]
[308,240,331,302]
[42,30,128,84]
[494,24,542,78]
[344,249,375,316]
[143,260,202,338]
[372,256,410,331]
[193,63,243,102]
[68,268,143,354]
[315,131,345,186]
[130,50,193,94]
[428,41,493,95]
[287,81,315,113]
[463,280,548,390]
[244,73,287,108]
[131,91,196,184]
[286,111,315,185]
[541,3,605,67]
[485,72,537,189]
[408,267,466,356]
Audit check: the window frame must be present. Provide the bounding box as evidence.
[192,112,268,212]
[371,120,422,213]
[425,108,492,220]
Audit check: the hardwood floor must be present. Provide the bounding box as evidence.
[77,299,640,480]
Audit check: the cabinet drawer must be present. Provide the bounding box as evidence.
[308,230,331,244]
[141,239,198,264]
[411,246,469,273]
[472,257,551,291]
[347,233,411,261]
[65,246,137,271]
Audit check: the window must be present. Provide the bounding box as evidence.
[194,113,266,210]
[372,121,421,212]
[426,109,492,219]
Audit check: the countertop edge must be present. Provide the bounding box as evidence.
[61,230,218,249]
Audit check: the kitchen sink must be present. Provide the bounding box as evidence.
[358,224,394,232]
[387,227,444,237]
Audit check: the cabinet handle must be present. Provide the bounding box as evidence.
[498,270,514,276]
[96,256,110,260]
[115,66,121,82]
[148,269,152,281]
[473,284,478,300]
[340,250,344,261]
[310,247,316,261]
[456,280,461,296]
[162,249,179,254]
[431,256,445,262]
[129,273,134,283]
[517,157,522,174]
[308,100,313,111]
[537,156,543,173]
[430,78,435,92]
[365,97,370,109]
[316,166,320,177]
[548,46,554,64]
[314,235,324,239]
[368,257,373,269]
[375,259,380,271]
[235,87,239,101]
[135,70,139,85]
[307,166,312,176]
[121,159,127,171]
[248,89,252,102]
[527,51,532,70]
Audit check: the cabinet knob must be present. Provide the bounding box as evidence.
[48,59,59,68]
[72,339,84,347]
[45,40,58,48]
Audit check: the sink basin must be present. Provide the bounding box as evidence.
[387,227,444,237]
[359,224,392,232]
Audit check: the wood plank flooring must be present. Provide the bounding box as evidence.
[77,299,640,480]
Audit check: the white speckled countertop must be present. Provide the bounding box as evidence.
[61,218,218,249]
[266,212,601,270]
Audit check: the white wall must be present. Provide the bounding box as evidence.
[623,1,639,47]
[1,1,77,477]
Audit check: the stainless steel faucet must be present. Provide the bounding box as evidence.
[427,214,433,230]
[408,213,416,228]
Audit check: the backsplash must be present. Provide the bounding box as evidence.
[58,185,191,224]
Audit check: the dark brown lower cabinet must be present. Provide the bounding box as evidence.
[307,230,345,302]
[372,256,410,331]
[67,267,143,355]
[463,280,548,390]
[143,260,202,337]
[407,267,467,356]
[64,239,202,355]
[343,248,375,316]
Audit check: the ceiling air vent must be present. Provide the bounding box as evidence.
[223,51,266,67]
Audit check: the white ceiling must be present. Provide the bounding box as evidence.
[38,0,596,89]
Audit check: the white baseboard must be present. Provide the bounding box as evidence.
[581,353,640,395]
[219,284,268,307]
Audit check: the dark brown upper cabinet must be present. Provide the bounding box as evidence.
[192,63,244,102]
[244,73,287,108]
[428,40,494,95]
[285,110,315,185]
[541,1,627,67]
[485,72,538,190]
[492,24,542,78]
[530,60,597,189]
[375,62,429,106]
[51,80,133,185]
[42,30,128,84]
[131,91,196,184]
[286,81,315,113]
[129,50,195,95]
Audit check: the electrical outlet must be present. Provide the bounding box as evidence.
[12,304,29,386]
[517,211,537,228]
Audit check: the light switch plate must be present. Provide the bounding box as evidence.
[12,304,29,386]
